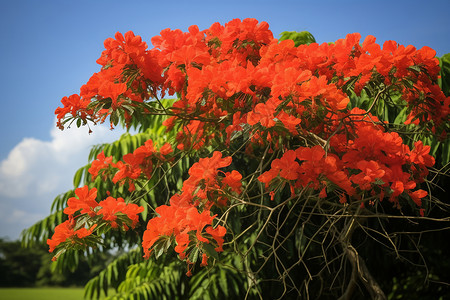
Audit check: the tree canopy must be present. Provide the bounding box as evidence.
[22,18,450,299]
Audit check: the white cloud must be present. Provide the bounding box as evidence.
[0,122,128,240]
[0,201,46,240]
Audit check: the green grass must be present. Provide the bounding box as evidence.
[0,288,86,300]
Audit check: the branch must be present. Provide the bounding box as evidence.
[341,245,386,300]
[338,211,386,300]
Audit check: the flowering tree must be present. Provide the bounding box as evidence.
[23,19,450,299]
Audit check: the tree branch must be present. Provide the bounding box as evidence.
[338,211,387,300]
[342,245,386,300]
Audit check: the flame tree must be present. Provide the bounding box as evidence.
[23,19,450,299]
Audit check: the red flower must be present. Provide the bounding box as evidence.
[88,151,114,180]
[296,145,325,162]
[350,160,385,191]
[222,170,243,194]
[205,225,226,252]
[97,81,127,108]
[409,141,435,167]
[272,150,300,181]
[409,189,428,207]
[64,186,98,217]
[142,202,226,262]
[133,139,156,164]
[159,143,173,156]
[247,97,281,128]
[258,168,279,189]
[200,253,208,266]
[277,111,301,134]
[112,160,141,191]
[186,151,232,187]
[47,220,96,253]
[97,196,144,228]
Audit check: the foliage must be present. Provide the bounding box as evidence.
[0,239,111,287]
[0,239,44,287]
[279,30,316,46]
[22,18,450,299]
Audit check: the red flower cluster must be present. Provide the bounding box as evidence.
[142,205,226,263]
[97,196,143,229]
[47,218,96,255]
[55,31,165,129]
[88,139,173,191]
[142,152,241,273]
[53,18,447,271]
[179,151,242,208]
[47,185,144,258]
[64,185,144,228]
[55,19,448,153]
[259,108,435,211]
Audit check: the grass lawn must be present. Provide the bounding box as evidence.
[0,287,88,300]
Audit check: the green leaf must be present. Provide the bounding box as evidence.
[374,178,385,185]
[21,210,66,247]
[438,53,450,96]
[203,243,219,260]
[110,110,120,126]
[84,248,143,300]
[154,242,165,260]
[392,106,408,125]
[139,199,148,221]
[218,269,229,297]
[73,167,84,188]
[163,236,172,252]
[441,138,450,166]
[279,31,316,46]
[119,134,131,156]
[188,247,200,263]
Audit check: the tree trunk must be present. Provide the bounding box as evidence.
[344,245,386,299]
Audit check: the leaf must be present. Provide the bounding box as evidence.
[110,110,120,126]
[163,236,172,252]
[374,178,385,185]
[188,247,200,263]
[154,239,166,260]
[119,135,130,156]
[203,243,219,260]
[73,167,84,188]
[279,31,316,46]
[50,190,75,213]
[21,210,66,247]
[218,269,229,298]
[438,53,450,96]
[441,138,450,166]
[393,107,408,125]
[139,199,148,221]
[84,248,143,300]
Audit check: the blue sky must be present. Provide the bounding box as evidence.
[0,0,449,240]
